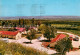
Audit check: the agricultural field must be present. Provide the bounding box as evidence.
[51,24,72,28]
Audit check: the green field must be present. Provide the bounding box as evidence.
[51,24,71,28]
[58,29,80,36]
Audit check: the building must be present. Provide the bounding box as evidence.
[50,34,66,47]
[0,31,22,40]
[51,34,66,43]
[42,34,67,47]
[28,27,38,31]
[15,27,27,34]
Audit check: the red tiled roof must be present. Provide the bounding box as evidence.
[16,27,25,32]
[28,27,37,30]
[0,31,18,36]
[51,34,66,43]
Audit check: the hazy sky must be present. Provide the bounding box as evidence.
[0,0,80,17]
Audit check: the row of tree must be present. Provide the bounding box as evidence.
[0,18,41,27]
[1,18,80,27]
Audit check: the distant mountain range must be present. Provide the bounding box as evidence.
[0,16,80,20]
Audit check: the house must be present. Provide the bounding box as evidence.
[0,31,22,40]
[28,27,38,31]
[15,27,27,34]
[32,27,38,31]
[51,34,66,42]
[42,34,66,47]
[50,34,66,47]
[26,27,38,34]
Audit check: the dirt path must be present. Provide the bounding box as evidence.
[57,31,80,55]
[57,31,80,48]
[8,37,56,55]
[8,31,80,55]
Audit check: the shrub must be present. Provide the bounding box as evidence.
[0,40,8,55]
[27,29,36,43]
[54,37,73,55]
[0,41,48,55]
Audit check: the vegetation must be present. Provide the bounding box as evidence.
[43,26,56,41]
[51,24,71,28]
[0,40,48,55]
[58,29,80,36]
[35,34,42,38]
[0,18,80,28]
[0,18,80,55]
[54,37,73,55]
[31,18,35,26]
[27,29,36,43]
[39,24,47,34]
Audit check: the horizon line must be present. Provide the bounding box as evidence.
[0,15,80,17]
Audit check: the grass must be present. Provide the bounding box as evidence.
[58,29,80,36]
[51,23,80,36]
[35,34,42,38]
[51,24,71,28]
[0,40,48,55]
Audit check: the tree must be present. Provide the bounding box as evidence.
[44,27,50,41]
[23,19,25,27]
[43,26,56,41]
[14,23,17,27]
[1,21,5,26]
[26,19,32,26]
[27,29,36,43]
[54,37,73,55]
[39,24,47,33]
[19,18,21,26]
[5,20,9,27]
[50,26,57,37]
[26,26,29,31]
[31,18,35,26]
[38,20,41,26]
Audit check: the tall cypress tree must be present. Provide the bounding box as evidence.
[23,19,24,27]
[19,18,21,26]
[32,18,34,26]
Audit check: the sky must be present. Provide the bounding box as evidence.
[0,0,80,17]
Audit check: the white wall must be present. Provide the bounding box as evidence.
[22,31,27,34]
[16,32,22,40]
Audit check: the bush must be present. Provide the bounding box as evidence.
[35,34,42,38]
[54,37,73,55]
[0,41,48,55]
[0,40,8,55]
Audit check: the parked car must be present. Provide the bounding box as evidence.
[73,35,79,41]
